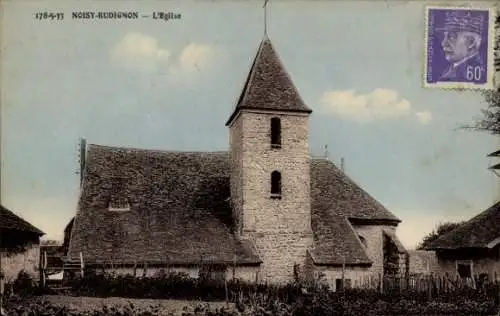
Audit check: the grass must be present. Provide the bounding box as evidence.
[37,295,235,315]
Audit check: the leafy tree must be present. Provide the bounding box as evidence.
[417,221,464,250]
[462,14,500,135]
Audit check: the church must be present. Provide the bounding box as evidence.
[65,35,407,290]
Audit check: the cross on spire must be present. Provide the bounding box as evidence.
[263,0,270,36]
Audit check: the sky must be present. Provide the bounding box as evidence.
[1,0,499,250]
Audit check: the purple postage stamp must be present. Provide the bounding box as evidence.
[424,6,496,90]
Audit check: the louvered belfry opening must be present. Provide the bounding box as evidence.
[271,117,281,148]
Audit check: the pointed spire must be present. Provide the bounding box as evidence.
[226,37,312,126]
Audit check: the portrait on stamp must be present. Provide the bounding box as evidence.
[425,7,495,89]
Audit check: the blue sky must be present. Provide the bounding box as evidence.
[1,0,499,249]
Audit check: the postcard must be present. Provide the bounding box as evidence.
[1,1,499,315]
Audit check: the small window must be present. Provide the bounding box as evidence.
[108,196,130,212]
[358,235,367,248]
[200,265,226,284]
[270,117,281,148]
[335,278,351,291]
[457,263,472,278]
[271,171,281,197]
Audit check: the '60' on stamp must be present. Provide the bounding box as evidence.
[424,6,496,90]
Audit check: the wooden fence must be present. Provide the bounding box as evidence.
[344,273,500,302]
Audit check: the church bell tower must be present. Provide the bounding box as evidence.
[226,35,313,283]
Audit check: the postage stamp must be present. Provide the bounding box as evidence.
[424,6,496,90]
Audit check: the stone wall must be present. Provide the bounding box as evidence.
[226,266,259,283]
[408,250,439,275]
[229,112,244,235]
[353,225,385,276]
[434,258,500,277]
[314,265,375,291]
[229,110,313,283]
[407,248,500,278]
[1,243,40,283]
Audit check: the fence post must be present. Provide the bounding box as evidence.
[0,271,3,316]
[232,256,236,281]
[224,278,229,304]
[379,273,383,293]
[341,255,345,294]
[43,251,48,289]
[496,273,500,308]
[79,252,84,278]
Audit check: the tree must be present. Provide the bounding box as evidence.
[417,221,464,250]
[462,14,500,135]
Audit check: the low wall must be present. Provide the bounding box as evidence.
[97,266,199,278]
[96,265,259,282]
[314,265,374,291]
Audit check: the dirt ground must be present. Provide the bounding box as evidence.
[41,295,235,315]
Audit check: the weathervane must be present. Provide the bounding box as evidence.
[263,0,269,36]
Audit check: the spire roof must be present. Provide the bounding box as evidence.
[226,36,312,126]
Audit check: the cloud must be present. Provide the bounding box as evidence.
[320,89,431,125]
[110,33,170,72]
[110,34,222,86]
[165,43,224,86]
[415,110,432,125]
[178,43,215,73]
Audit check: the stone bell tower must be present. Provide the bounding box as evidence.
[226,36,313,283]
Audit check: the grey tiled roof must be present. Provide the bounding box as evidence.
[226,36,312,126]
[0,205,44,235]
[428,200,500,250]
[68,145,400,266]
[310,159,400,222]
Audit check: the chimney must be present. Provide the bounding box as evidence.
[79,138,87,187]
[487,147,500,201]
[341,157,345,172]
[324,145,328,160]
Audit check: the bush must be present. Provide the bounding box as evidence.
[5,299,173,316]
[3,297,499,316]
[6,270,40,298]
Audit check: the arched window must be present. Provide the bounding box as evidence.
[270,117,281,148]
[271,171,281,196]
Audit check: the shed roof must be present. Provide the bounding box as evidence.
[0,205,44,235]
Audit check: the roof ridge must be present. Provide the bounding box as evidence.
[457,200,500,225]
[86,145,367,165]
[88,144,229,155]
